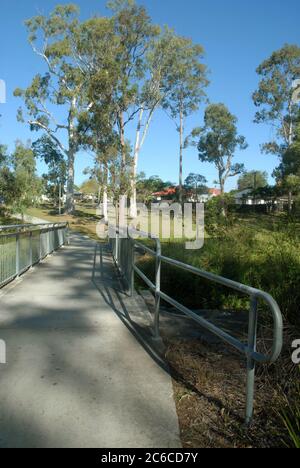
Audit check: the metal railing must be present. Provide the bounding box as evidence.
[109,227,283,424]
[0,223,69,288]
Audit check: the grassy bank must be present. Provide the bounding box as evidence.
[136,212,300,447]
[25,203,101,240]
[137,213,300,325]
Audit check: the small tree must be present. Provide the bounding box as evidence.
[197,104,247,196]
[184,173,208,200]
[0,142,42,216]
[237,170,268,191]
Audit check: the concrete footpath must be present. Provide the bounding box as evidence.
[0,233,181,448]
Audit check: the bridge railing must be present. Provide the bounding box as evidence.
[109,227,283,424]
[0,222,69,288]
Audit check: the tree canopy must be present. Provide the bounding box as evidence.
[197,103,247,194]
[237,170,268,191]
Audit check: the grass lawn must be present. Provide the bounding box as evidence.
[26,203,101,241]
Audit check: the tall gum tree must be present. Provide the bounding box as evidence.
[14,4,90,214]
[109,0,160,213]
[253,44,300,211]
[161,35,208,204]
[130,27,208,217]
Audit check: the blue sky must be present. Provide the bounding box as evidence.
[0,0,299,190]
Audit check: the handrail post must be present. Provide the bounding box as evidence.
[245,295,258,424]
[154,240,161,339]
[66,223,70,246]
[16,232,20,277]
[130,238,135,297]
[29,230,33,267]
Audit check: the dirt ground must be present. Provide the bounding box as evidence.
[139,291,288,448]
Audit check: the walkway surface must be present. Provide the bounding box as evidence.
[0,233,181,448]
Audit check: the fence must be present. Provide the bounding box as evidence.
[0,223,69,288]
[109,227,283,424]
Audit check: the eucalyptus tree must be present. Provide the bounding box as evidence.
[32,135,67,207]
[108,0,160,209]
[253,44,300,210]
[74,14,122,221]
[129,27,208,216]
[161,35,208,204]
[14,4,91,214]
[74,2,159,217]
[197,104,247,196]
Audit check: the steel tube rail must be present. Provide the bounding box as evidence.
[0,222,69,288]
[109,227,283,424]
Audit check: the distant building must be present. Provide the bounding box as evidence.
[208,188,221,197]
[234,189,266,206]
[74,191,84,201]
[152,187,177,203]
[152,186,222,204]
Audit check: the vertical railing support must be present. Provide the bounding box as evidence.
[47,228,50,256]
[245,295,258,425]
[16,232,20,277]
[130,239,135,297]
[154,241,162,339]
[29,230,33,267]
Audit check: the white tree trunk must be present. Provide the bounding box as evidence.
[65,97,77,214]
[103,165,108,223]
[179,108,184,204]
[130,109,144,219]
[129,107,156,219]
[66,148,75,214]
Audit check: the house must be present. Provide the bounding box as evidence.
[152,187,177,203]
[209,188,221,197]
[152,186,222,204]
[234,189,266,206]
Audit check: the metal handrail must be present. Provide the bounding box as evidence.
[0,222,67,233]
[0,222,69,288]
[109,226,283,424]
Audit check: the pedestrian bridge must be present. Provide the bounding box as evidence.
[0,223,283,448]
[0,225,180,448]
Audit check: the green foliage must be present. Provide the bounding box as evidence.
[158,31,208,118]
[14,4,86,213]
[32,136,67,205]
[253,44,300,133]
[80,179,98,195]
[0,141,42,214]
[136,174,173,204]
[184,173,208,200]
[197,104,247,193]
[278,371,300,448]
[253,44,300,182]
[204,194,236,235]
[237,170,268,191]
[137,214,300,325]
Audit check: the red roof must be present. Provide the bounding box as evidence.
[153,187,177,197]
[209,188,221,196]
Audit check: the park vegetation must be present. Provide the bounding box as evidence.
[0,0,299,449]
